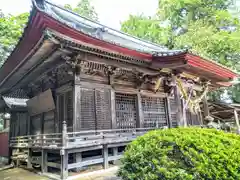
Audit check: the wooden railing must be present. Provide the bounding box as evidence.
[10,133,62,149]
[10,121,166,149]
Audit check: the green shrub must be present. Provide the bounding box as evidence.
[118,128,240,180]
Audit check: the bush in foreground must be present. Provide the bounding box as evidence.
[118,128,240,180]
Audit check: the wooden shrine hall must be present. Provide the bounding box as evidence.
[0,0,238,179]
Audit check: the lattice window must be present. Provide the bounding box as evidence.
[141,96,167,128]
[95,89,111,130]
[78,88,112,131]
[80,88,96,130]
[115,93,137,129]
[170,98,178,127]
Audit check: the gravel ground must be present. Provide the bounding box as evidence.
[0,166,120,180]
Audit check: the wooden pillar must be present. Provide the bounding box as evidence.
[203,94,210,118]
[234,109,240,134]
[61,120,68,179]
[73,74,83,171]
[198,111,203,125]
[182,99,187,127]
[165,97,172,128]
[173,77,183,126]
[60,149,68,180]
[103,144,108,169]
[8,114,13,164]
[110,88,117,129]
[136,92,144,128]
[56,96,59,133]
[73,74,81,132]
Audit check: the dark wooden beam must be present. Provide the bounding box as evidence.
[136,92,144,128]
[182,99,187,127]
[211,109,234,114]
[110,88,117,129]
[73,73,81,131]
[165,97,172,128]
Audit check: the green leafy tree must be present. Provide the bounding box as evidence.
[121,15,172,47]
[0,12,29,66]
[64,0,98,21]
[121,0,240,103]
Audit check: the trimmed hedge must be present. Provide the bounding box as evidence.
[118,128,240,180]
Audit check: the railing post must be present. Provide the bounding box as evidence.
[62,121,68,148]
[61,121,68,180]
[60,149,68,180]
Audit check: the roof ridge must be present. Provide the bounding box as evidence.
[42,0,167,50]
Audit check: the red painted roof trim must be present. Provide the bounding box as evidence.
[186,54,238,79]
[0,8,238,86]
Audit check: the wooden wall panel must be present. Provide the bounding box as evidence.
[0,132,9,157]
[18,112,28,136]
[30,115,42,135]
[170,98,178,127]
[43,110,55,133]
[27,89,55,116]
[186,110,200,126]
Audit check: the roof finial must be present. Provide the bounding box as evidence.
[33,0,45,9]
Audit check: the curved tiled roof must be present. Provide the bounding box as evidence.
[42,0,168,53]
[0,0,237,92]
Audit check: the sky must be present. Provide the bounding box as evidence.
[0,0,158,29]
